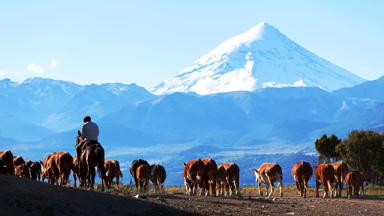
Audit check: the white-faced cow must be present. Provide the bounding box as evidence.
[253,163,283,197]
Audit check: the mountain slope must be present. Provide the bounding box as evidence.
[153,22,364,95]
[334,75,384,100]
[100,87,343,147]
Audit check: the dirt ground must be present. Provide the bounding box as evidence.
[144,192,384,216]
[1,175,383,216]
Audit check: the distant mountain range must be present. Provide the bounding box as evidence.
[0,78,154,140]
[1,75,383,185]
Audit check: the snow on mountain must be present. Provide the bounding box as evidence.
[153,22,364,95]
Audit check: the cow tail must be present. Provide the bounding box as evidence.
[117,162,123,177]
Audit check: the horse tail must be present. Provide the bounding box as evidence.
[96,146,105,180]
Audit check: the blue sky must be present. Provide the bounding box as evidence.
[0,0,383,88]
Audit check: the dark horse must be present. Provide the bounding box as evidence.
[76,131,106,191]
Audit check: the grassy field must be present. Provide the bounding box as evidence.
[103,183,384,198]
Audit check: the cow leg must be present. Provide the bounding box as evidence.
[225,181,230,196]
[233,179,239,196]
[160,183,164,193]
[143,180,147,193]
[359,184,364,196]
[299,180,304,197]
[268,182,274,197]
[184,179,189,195]
[258,182,263,196]
[335,181,340,197]
[211,180,216,197]
[134,177,139,192]
[266,176,274,197]
[316,180,320,198]
[228,180,233,197]
[215,181,220,196]
[339,181,344,198]
[279,179,283,197]
[295,180,301,196]
[353,185,359,197]
[329,180,334,198]
[333,181,338,197]
[347,184,351,199]
[137,180,141,193]
[323,181,328,198]
[303,179,309,198]
[73,172,77,188]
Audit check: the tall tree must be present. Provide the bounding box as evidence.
[315,134,341,163]
[336,130,384,183]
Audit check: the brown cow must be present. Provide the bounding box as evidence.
[41,153,54,183]
[202,158,218,196]
[0,158,6,174]
[253,163,283,197]
[41,152,73,186]
[291,161,313,198]
[13,156,26,178]
[72,156,81,188]
[29,161,42,181]
[135,164,150,193]
[216,163,239,196]
[216,164,227,196]
[150,164,166,193]
[104,160,123,188]
[52,152,73,186]
[183,162,194,195]
[13,156,25,167]
[130,159,150,191]
[41,153,60,185]
[0,150,14,175]
[332,162,349,197]
[15,163,29,178]
[183,159,205,196]
[345,171,365,199]
[315,164,335,198]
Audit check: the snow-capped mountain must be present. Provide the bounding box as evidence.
[153,22,364,95]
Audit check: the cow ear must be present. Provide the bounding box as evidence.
[77,130,81,136]
[183,162,186,166]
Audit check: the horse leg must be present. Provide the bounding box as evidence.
[90,167,95,190]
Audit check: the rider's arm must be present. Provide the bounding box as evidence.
[81,124,87,138]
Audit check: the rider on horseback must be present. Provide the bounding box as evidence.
[76,115,100,162]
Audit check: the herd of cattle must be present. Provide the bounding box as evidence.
[180,158,365,199]
[0,149,365,199]
[0,150,165,193]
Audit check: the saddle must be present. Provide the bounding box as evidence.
[81,140,100,150]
